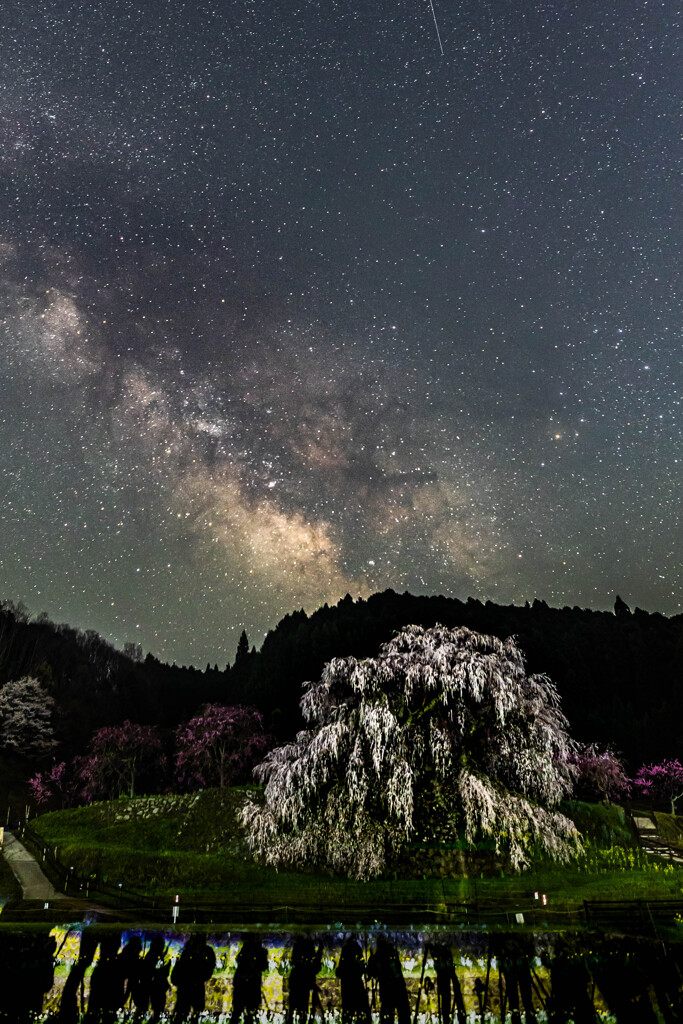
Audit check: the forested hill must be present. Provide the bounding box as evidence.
[227,591,683,768]
[1,592,682,767]
[0,601,226,751]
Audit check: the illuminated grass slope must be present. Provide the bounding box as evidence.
[26,790,683,912]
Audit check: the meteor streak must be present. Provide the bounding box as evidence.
[428,0,444,55]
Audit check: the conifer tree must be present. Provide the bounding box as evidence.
[235,630,250,667]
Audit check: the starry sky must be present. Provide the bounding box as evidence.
[0,0,679,666]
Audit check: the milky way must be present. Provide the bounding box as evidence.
[0,0,679,664]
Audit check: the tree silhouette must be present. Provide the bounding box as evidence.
[569,743,630,804]
[235,630,250,668]
[632,759,683,814]
[175,704,270,789]
[78,721,164,799]
[243,624,581,879]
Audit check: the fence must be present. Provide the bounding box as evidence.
[9,823,683,933]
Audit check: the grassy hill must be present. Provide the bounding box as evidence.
[29,788,260,892]
[24,791,683,924]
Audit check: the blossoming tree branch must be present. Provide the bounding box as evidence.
[243,624,584,880]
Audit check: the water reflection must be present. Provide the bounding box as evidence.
[0,927,681,1021]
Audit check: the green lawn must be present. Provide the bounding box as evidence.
[26,791,683,913]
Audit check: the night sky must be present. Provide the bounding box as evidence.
[0,0,679,665]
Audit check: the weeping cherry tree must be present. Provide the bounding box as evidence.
[242,624,582,879]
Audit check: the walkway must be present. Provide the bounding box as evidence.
[1,832,133,922]
[1,831,67,902]
[632,814,683,864]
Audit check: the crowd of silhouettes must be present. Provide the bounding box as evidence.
[45,931,205,1023]
[3,928,683,1020]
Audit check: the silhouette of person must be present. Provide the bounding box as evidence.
[84,933,125,1023]
[30,931,57,1022]
[83,932,125,1023]
[545,934,600,1024]
[0,932,22,1023]
[171,932,216,1022]
[428,942,467,1024]
[130,936,170,1022]
[53,930,98,1024]
[229,934,269,1024]
[336,938,370,1024]
[118,934,143,1012]
[472,976,486,1019]
[493,935,538,1024]
[642,941,683,1022]
[587,937,658,1024]
[287,935,324,1024]
[368,936,409,1024]
[149,938,172,1023]
[0,931,56,1023]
